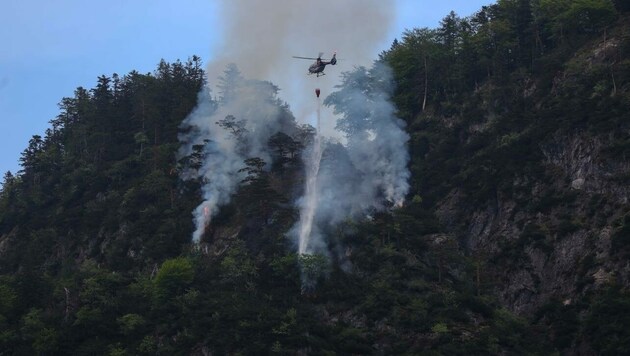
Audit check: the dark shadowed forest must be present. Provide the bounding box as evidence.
[1,0,630,354]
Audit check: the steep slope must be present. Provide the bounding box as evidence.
[431,31,630,314]
[1,1,630,355]
[381,2,630,353]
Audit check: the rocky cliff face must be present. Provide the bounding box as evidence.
[436,75,630,316]
[426,27,630,316]
[542,132,630,203]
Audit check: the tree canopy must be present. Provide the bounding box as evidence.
[1,1,630,354]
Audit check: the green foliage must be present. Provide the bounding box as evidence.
[535,0,617,47]
[0,279,17,316]
[117,313,146,335]
[108,344,128,356]
[219,240,258,289]
[20,308,59,354]
[431,321,449,333]
[298,253,330,289]
[154,257,194,302]
[556,0,617,35]
[584,286,630,354]
[535,299,580,350]
[0,2,629,353]
[137,335,158,354]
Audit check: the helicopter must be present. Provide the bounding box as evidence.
[292,52,337,77]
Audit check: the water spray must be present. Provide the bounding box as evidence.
[297,88,324,255]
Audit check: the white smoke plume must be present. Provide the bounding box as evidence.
[329,63,410,208]
[178,69,297,243]
[178,1,396,243]
[208,0,395,137]
[178,1,406,250]
[290,62,410,258]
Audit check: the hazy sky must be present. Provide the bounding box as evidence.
[0,0,493,178]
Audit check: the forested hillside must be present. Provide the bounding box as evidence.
[1,0,630,354]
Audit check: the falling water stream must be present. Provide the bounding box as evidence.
[297,93,323,255]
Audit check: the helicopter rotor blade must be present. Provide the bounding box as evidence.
[292,56,319,60]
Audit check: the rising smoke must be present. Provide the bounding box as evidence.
[178,1,409,261]
[208,0,395,137]
[290,63,410,258]
[178,67,297,242]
